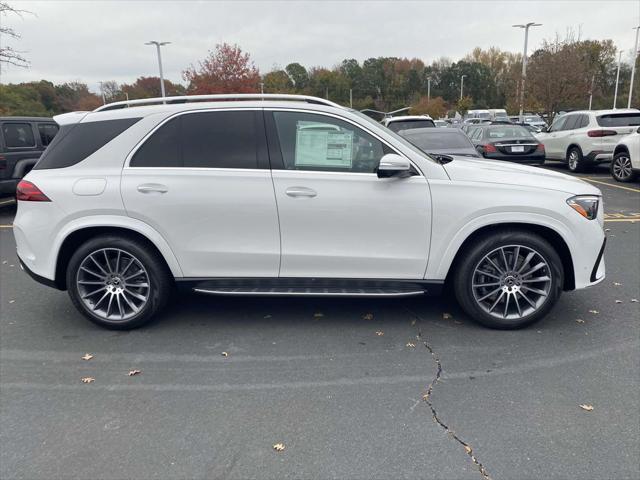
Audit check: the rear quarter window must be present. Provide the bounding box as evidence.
[34,118,141,170]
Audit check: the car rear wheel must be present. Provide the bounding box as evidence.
[66,235,172,329]
[454,230,563,329]
[567,147,588,173]
[610,151,637,182]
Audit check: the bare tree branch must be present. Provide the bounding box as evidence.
[0,2,34,70]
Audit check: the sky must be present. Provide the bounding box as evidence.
[1,0,640,93]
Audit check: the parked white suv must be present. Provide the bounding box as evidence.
[536,109,640,172]
[14,94,606,330]
[611,128,640,182]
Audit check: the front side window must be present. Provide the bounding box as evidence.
[2,123,35,148]
[38,123,59,146]
[562,115,579,131]
[131,110,258,169]
[549,116,566,132]
[272,111,389,173]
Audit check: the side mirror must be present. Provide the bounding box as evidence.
[377,153,411,178]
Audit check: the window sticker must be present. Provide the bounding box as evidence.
[294,122,353,168]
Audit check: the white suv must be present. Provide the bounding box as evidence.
[14,94,606,330]
[381,115,435,132]
[536,109,640,172]
[611,128,640,182]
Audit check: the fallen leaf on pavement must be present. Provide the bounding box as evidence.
[8,300,15,304]
[588,310,599,314]
[631,299,638,303]
[127,369,141,376]
[422,393,429,401]
[263,314,272,319]
[575,319,585,324]
[579,404,594,412]
[273,443,285,452]
[442,313,452,320]
[221,352,228,357]
[81,377,95,384]
[410,319,416,326]
[464,445,473,454]
[406,342,415,348]
[375,331,384,336]
[81,353,94,361]
[362,313,374,321]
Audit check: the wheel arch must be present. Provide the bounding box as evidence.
[54,224,181,290]
[613,144,629,157]
[566,143,583,160]
[445,222,575,291]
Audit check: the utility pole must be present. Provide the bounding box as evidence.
[588,74,595,110]
[628,26,640,108]
[260,82,264,94]
[513,22,542,117]
[613,51,622,109]
[98,81,106,104]
[145,41,170,99]
[349,88,353,108]
[460,75,466,100]
[427,77,431,103]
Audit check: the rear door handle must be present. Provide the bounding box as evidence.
[285,186,317,198]
[137,183,168,194]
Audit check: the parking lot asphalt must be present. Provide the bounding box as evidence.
[1,161,638,480]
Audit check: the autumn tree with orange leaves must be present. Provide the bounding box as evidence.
[183,43,260,94]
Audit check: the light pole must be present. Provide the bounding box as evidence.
[427,77,431,103]
[145,41,170,98]
[628,26,640,108]
[613,51,622,109]
[460,75,466,100]
[513,22,542,117]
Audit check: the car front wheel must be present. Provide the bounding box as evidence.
[567,147,588,173]
[610,151,637,182]
[454,230,564,329]
[66,235,172,329]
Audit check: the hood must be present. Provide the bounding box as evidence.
[442,157,601,195]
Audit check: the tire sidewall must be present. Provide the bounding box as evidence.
[610,152,634,182]
[567,147,584,172]
[66,235,170,329]
[454,231,564,329]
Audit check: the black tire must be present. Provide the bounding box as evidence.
[453,230,564,329]
[66,234,172,329]
[610,151,637,182]
[566,146,588,173]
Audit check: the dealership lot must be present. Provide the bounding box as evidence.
[0,163,638,479]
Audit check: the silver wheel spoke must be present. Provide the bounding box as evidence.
[124,270,145,281]
[486,257,505,275]
[521,276,550,283]
[473,281,501,288]
[121,290,139,313]
[513,291,523,316]
[121,257,135,276]
[517,252,535,273]
[78,280,104,285]
[519,289,537,308]
[80,265,104,279]
[124,289,147,302]
[82,286,106,299]
[522,262,546,278]
[500,248,510,272]
[503,291,510,317]
[116,294,124,319]
[512,246,520,270]
[477,286,502,302]
[521,285,548,297]
[488,290,505,312]
[89,254,109,276]
[477,270,501,279]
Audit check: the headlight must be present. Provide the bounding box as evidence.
[567,195,599,220]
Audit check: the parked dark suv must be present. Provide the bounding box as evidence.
[0,117,59,196]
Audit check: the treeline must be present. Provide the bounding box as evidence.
[1,31,637,119]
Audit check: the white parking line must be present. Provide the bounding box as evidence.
[0,199,16,206]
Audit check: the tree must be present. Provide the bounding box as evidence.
[409,96,448,119]
[262,69,294,93]
[456,95,473,116]
[0,2,33,71]
[183,43,260,94]
[285,62,309,90]
[121,76,186,99]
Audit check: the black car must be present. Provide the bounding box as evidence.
[0,117,59,196]
[468,124,545,164]
[398,127,480,158]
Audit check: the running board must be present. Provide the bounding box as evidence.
[193,287,425,297]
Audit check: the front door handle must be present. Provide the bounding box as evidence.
[137,183,168,194]
[285,186,317,198]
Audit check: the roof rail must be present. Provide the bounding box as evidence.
[94,94,344,112]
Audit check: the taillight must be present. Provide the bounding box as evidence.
[536,143,545,152]
[587,130,617,137]
[16,180,51,202]
[484,144,497,153]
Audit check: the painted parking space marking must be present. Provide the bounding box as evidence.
[0,225,13,229]
[582,178,640,193]
[0,199,16,206]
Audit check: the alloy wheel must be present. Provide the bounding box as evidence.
[568,151,579,170]
[612,155,632,180]
[76,248,150,322]
[472,245,552,320]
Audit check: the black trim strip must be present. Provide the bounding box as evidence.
[18,257,62,290]
[590,237,606,282]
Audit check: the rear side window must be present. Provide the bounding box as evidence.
[2,123,35,148]
[596,113,640,127]
[131,110,258,169]
[37,123,59,146]
[34,118,141,170]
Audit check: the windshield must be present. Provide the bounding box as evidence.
[350,110,437,163]
[403,131,473,150]
[596,113,640,127]
[387,119,435,132]
[484,125,534,139]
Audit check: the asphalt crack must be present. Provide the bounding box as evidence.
[404,307,492,480]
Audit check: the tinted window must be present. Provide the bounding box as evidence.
[35,118,141,170]
[403,131,473,150]
[596,113,640,127]
[272,111,388,173]
[483,126,533,139]
[2,123,35,148]
[562,115,579,131]
[549,116,566,132]
[387,119,435,132]
[38,123,59,146]
[131,111,258,169]
[578,115,589,129]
